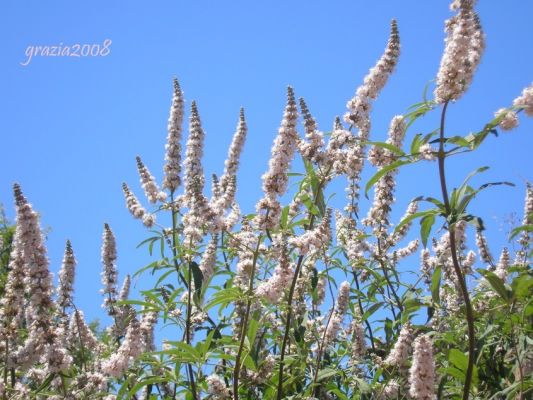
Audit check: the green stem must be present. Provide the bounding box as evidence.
[376,236,403,317]
[233,234,263,400]
[311,302,335,396]
[438,101,475,400]
[169,191,198,400]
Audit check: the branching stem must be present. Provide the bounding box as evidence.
[438,101,475,400]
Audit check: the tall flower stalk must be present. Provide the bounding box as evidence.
[437,100,476,400]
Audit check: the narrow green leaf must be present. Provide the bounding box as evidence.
[365,140,406,157]
[449,349,468,371]
[280,205,290,229]
[317,368,338,381]
[365,160,411,198]
[395,209,439,234]
[190,261,203,298]
[478,269,512,302]
[420,214,435,248]
[431,266,442,304]
[362,302,384,321]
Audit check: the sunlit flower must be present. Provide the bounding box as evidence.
[163,78,185,192]
[408,335,436,400]
[435,1,485,103]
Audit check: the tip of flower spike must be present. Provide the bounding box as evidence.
[191,100,199,117]
[172,77,181,93]
[65,239,72,251]
[298,97,309,115]
[122,182,129,192]
[104,222,111,231]
[286,86,295,104]
[334,116,343,130]
[390,19,399,40]
[239,107,245,121]
[135,156,144,169]
[13,183,28,207]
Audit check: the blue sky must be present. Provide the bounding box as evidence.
[1,1,532,327]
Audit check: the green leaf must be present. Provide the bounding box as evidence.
[365,140,406,157]
[448,349,479,385]
[317,368,338,381]
[410,133,424,154]
[441,366,465,382]
[204,287,242,311]
[446,135,470,148]
[420,214,435,248]
[190,261,203,298]
[511,273,533,299]
[125,377,170,400]
[478,269,512,302]
[364,160,411,198]
[431,266,442,304]
[362,302,384,321]
[510,224,533,240]
[449,349,468,371]
[280,205,290,229]
[395,209,439,234]
[247,318,259,346]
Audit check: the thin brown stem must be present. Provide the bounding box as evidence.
[438,101,475,400]
[352,269,376,353]
[169,192,198,400]
[311,303,335,396]
[276,173,328,400]
[233,235,263,400]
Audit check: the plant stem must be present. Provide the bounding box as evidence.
[377,236,403,316]
[169,191,198,400]
[185,257,198,400]
[311,302,335,396]
[352,269,376,352]
[437,101,475,400]
[276,175,327,400]
[276,253,306,400]
[233,235,263,400]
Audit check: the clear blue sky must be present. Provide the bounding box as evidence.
[1,1,532,327]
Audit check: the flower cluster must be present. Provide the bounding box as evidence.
[434,0,485,103]
[344,19,400,137]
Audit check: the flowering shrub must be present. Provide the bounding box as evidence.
[1,1,532,399]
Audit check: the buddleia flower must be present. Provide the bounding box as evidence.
[136,156,167,203]
[494,248,510,282]
[289,209,332,255]
[513,82,533,116]
[384,322,413,368]
[122,182,156,227]
[11,185,70,371]
[408,335,436,400]
[162,77,185,192]
[297,97,325,163]
[345,20,400,138]
[256,239,293,304]
[495,108,519,131]
[101,317,145,377]
[101,223,118,317]
[220,108,247,193]
[434,0,485,103]
[323,281,351,345]
[255,87,299,229]
[56,240,77,318]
